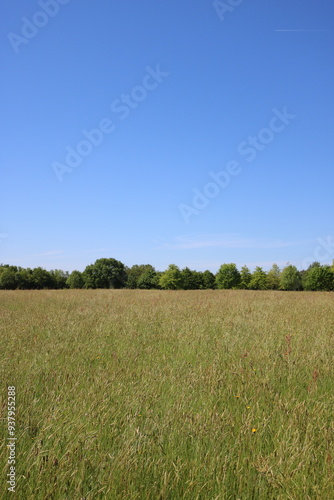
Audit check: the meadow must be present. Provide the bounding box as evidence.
[1,289,333,499]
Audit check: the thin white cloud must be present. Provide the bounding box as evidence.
[275,29,329,32]
[85,248,111,254]
[157,234,309,251]
[33,250,64,257]
[188,259,291,272]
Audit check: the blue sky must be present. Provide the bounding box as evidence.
[1,0,333,273]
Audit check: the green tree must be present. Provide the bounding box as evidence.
[249,267,268,290]
[239,265,252,289]
[16,268,34,289]
[31,267,54,289]
[180,267,199,290]
[266,263,281,290]
[50,269,69,289]
[194,271,205,290]
[202,270,216,289]
[307,261,321,269]
[83,258,127,289]
[0,266,19,289]
[216,263,240,289]
[137,268,159,289]
[126,264,155,289]
[304,265,333,291]
[154,271,163,289]
[159,264,183,290]
[279,265,302,291]
[66,270,84,289]
[301,262,321,289]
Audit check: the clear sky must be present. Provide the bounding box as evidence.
[1,0,333,273]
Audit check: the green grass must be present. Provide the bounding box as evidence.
[1,290,334,499]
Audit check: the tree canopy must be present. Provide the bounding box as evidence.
[1,260,333,291]
[216,263,240,289]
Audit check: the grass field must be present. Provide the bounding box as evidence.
[1,290,334,499]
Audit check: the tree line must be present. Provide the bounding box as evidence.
[0,258,334,291]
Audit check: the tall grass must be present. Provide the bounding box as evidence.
[1,290,333,499]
